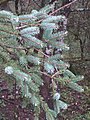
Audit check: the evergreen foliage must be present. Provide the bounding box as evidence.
[0,3,84,120]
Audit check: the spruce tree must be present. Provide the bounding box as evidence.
[0,2,84,120]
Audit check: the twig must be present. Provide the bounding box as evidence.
[34,48,49,58]
[50,0,77,15]
[51,71,60,78]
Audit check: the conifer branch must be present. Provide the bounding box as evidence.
[16,0,78,29]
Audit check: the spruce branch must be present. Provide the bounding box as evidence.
[16,0,77,29]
